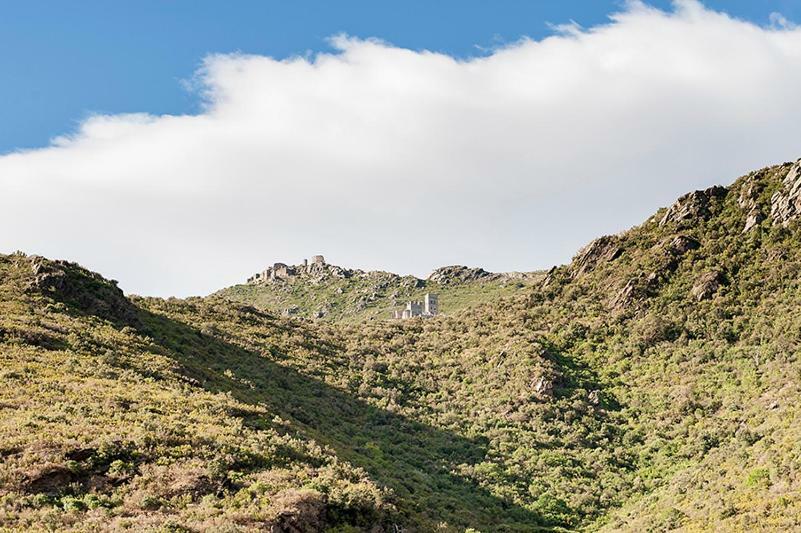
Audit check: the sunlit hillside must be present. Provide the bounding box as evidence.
[2,159,801,531]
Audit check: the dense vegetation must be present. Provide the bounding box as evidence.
[2,158,801,531]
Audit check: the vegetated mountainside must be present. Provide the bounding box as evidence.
[2,158,801,532]
[539,158,801,530]
[215,263,543,322]
[0,255,393,531]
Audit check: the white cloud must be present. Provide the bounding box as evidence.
[2,1,801,296]
[770,12,797,30]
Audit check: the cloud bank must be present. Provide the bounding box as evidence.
[2,0,801,296]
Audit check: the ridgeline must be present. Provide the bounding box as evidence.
[2,158,801,531]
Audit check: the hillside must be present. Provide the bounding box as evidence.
[0,255,394,531]
[215,262,543,322]
[2,157,801,531]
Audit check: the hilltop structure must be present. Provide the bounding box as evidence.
[392,293,439,319]
[248,255,327,283]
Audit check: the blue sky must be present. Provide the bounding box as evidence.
[2,1,801,295]
[1,0,799,154]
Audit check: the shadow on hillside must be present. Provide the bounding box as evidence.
[132,305,548,532]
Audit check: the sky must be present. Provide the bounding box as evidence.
[2,0,801,296]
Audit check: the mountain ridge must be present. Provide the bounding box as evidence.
[216,260,544,322]
[2,157,801,531]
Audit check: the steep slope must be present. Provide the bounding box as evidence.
[0,256,392,531]
[215,262,543,322]
[522,158,801,529]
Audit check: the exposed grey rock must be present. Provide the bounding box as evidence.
[691,271,726,301]
[588,390,601,405]
[540,266,558,289]
[24,257,138,326]
[738,175,763,210]
[743,212,764,233]
[571,236,623,278]
[611,272,660,311]
[533,376,553,397]
[428,265,497,285]
[611,278,642,311]
[665,235,700,256]
[659,185,727,227]
[770,160,801,227]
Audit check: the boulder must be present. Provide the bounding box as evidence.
[611,272,660,311]
[666,235,701,256]
[533,376,552,395]
[691,271,726,301]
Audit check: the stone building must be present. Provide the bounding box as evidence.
[423,293,439,315]
[247,254,326,284]
[392,293,439,319]
[271,262,291,280]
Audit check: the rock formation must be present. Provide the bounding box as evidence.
[571,236,623,278]
[659,185,727,227]
[691,271,727,301]
[427,265,497,285]
[770,160,801,227]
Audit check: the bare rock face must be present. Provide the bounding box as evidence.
[609,273,656,311]
[428,265,497,285]
[743,212,764,233]
[691,271,726,301]
[610,273,659,311]
[571,236,623,278]
[611,278,641,311]
[738,175,766,233]
[659,185,727,227]
[665,235,701,256]
[770,160,801,227]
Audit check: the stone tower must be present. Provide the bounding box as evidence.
[424,293,439,316]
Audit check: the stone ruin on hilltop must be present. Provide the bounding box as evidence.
[247,255,330,283]
[392,293,439,319]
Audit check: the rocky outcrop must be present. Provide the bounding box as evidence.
[428,265,498,285]
[738,174,766,233]
[250,260,367,286]
[770,160,801,227]
[665,235,701,257]
[24,256,139,326]
[533,375,554,398]
[743,212,764,233]
[610,272,659,311]
[691,271,727,301]
[571,236,623,278]
[659,185,727,227]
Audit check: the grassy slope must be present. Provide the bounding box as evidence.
[215,270,543,323]
[0,256,392,532]
[3,159,801,531]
